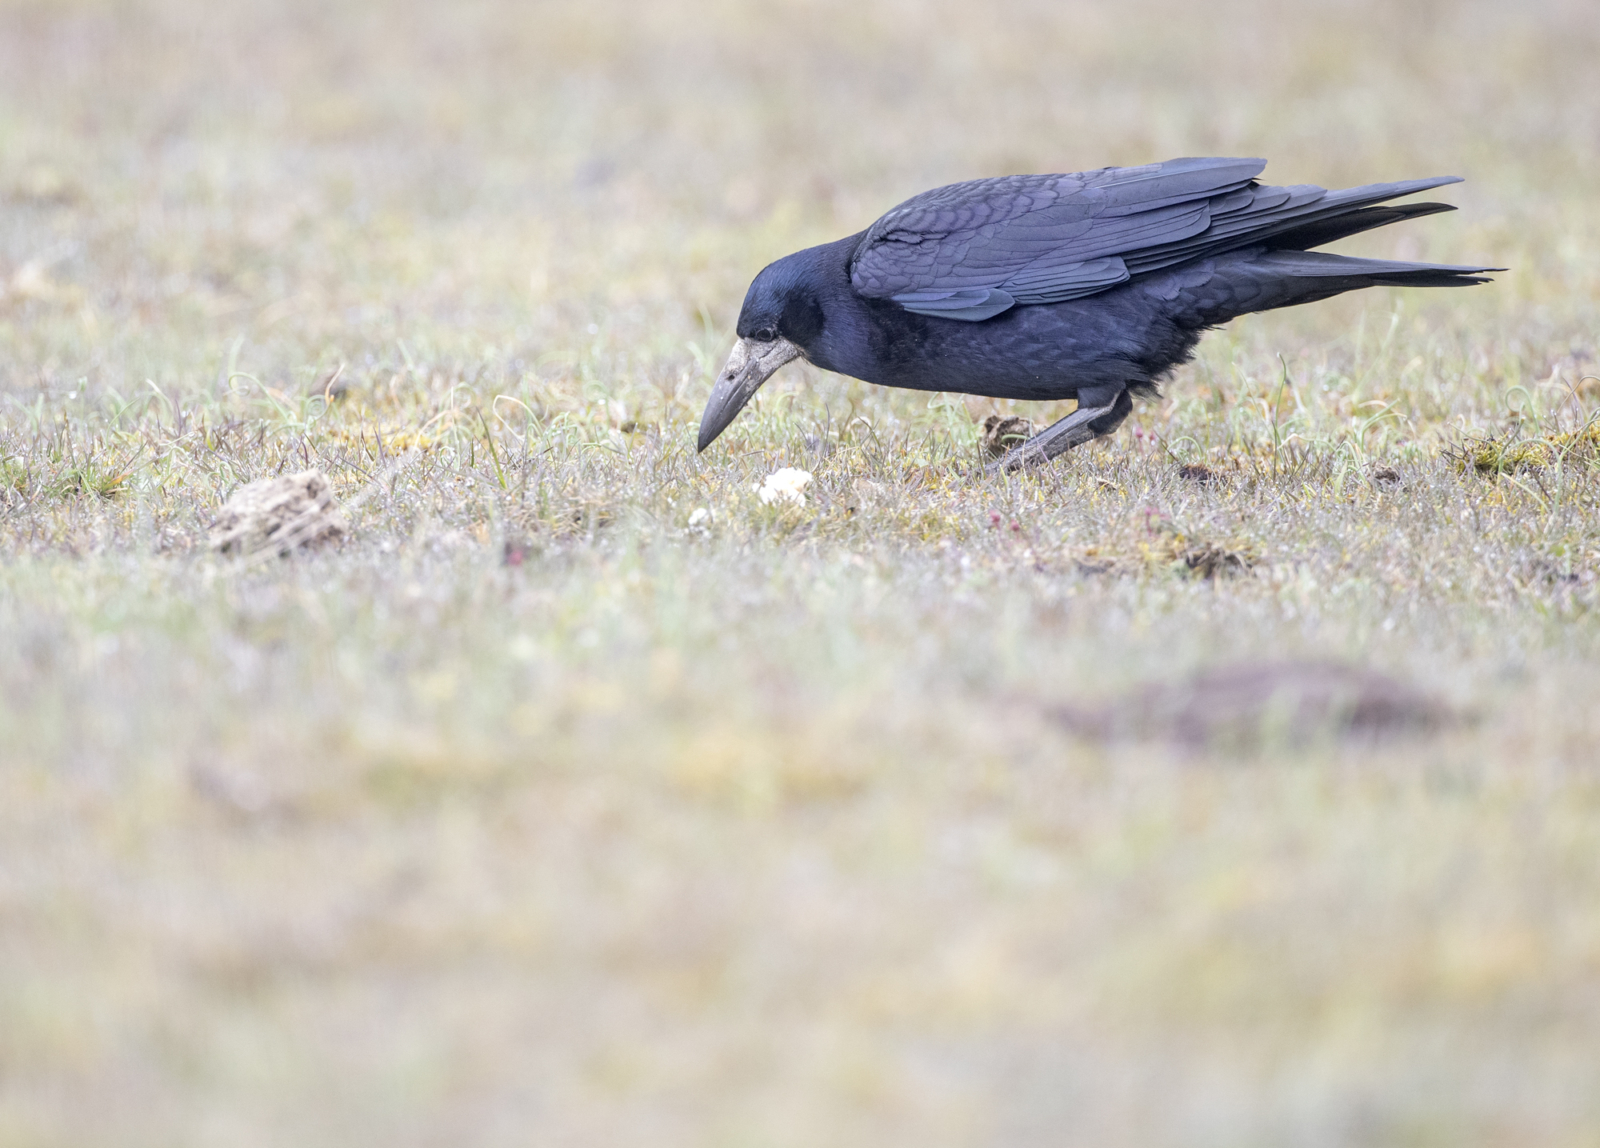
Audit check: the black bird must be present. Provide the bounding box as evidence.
[696,157,1499,467]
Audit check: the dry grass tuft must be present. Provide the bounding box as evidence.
[980,414,1035,458]
[1176,462,1223,483]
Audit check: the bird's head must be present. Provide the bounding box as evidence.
[697,254,825,452]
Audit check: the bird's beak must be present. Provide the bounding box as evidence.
[696,336,802,452]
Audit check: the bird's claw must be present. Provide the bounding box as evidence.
[984,400,1120,475]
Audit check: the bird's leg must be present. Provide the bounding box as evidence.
[989,386,1133,472]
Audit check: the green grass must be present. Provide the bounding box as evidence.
[3,1,1600,1145]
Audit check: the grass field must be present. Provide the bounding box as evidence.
[3,1,1600,1145]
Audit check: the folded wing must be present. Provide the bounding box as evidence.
[848,157,1466,320]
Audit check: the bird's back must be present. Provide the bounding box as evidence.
[848,158,1475,324]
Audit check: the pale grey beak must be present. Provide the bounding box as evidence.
[696,336,802,452]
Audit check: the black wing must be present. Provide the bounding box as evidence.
[848,157,1463,321]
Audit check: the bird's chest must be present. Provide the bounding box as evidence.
[861,305,1074,392]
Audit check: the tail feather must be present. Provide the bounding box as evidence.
[1253,249,1503,288]
[1266,202,1459,252]
[1181,249,1505,328]
[1123,176,1466,274]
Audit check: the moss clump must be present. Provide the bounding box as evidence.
[1456,421,1600,474]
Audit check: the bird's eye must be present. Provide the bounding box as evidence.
[756,327,777,342]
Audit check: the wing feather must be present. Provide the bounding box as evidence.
[850,159,1464,321]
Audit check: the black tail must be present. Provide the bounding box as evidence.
[1188,249,1505,326]
[1252,249,1500,292]
[1122,175,1474,275]
[1265,202,1459,252]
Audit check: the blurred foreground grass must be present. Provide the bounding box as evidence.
[3,1,1600,1145]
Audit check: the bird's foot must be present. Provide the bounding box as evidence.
[986,399,1119,474]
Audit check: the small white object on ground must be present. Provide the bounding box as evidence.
[687,507,712,531]
[755,467,813,506]
[210,470,347,557]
